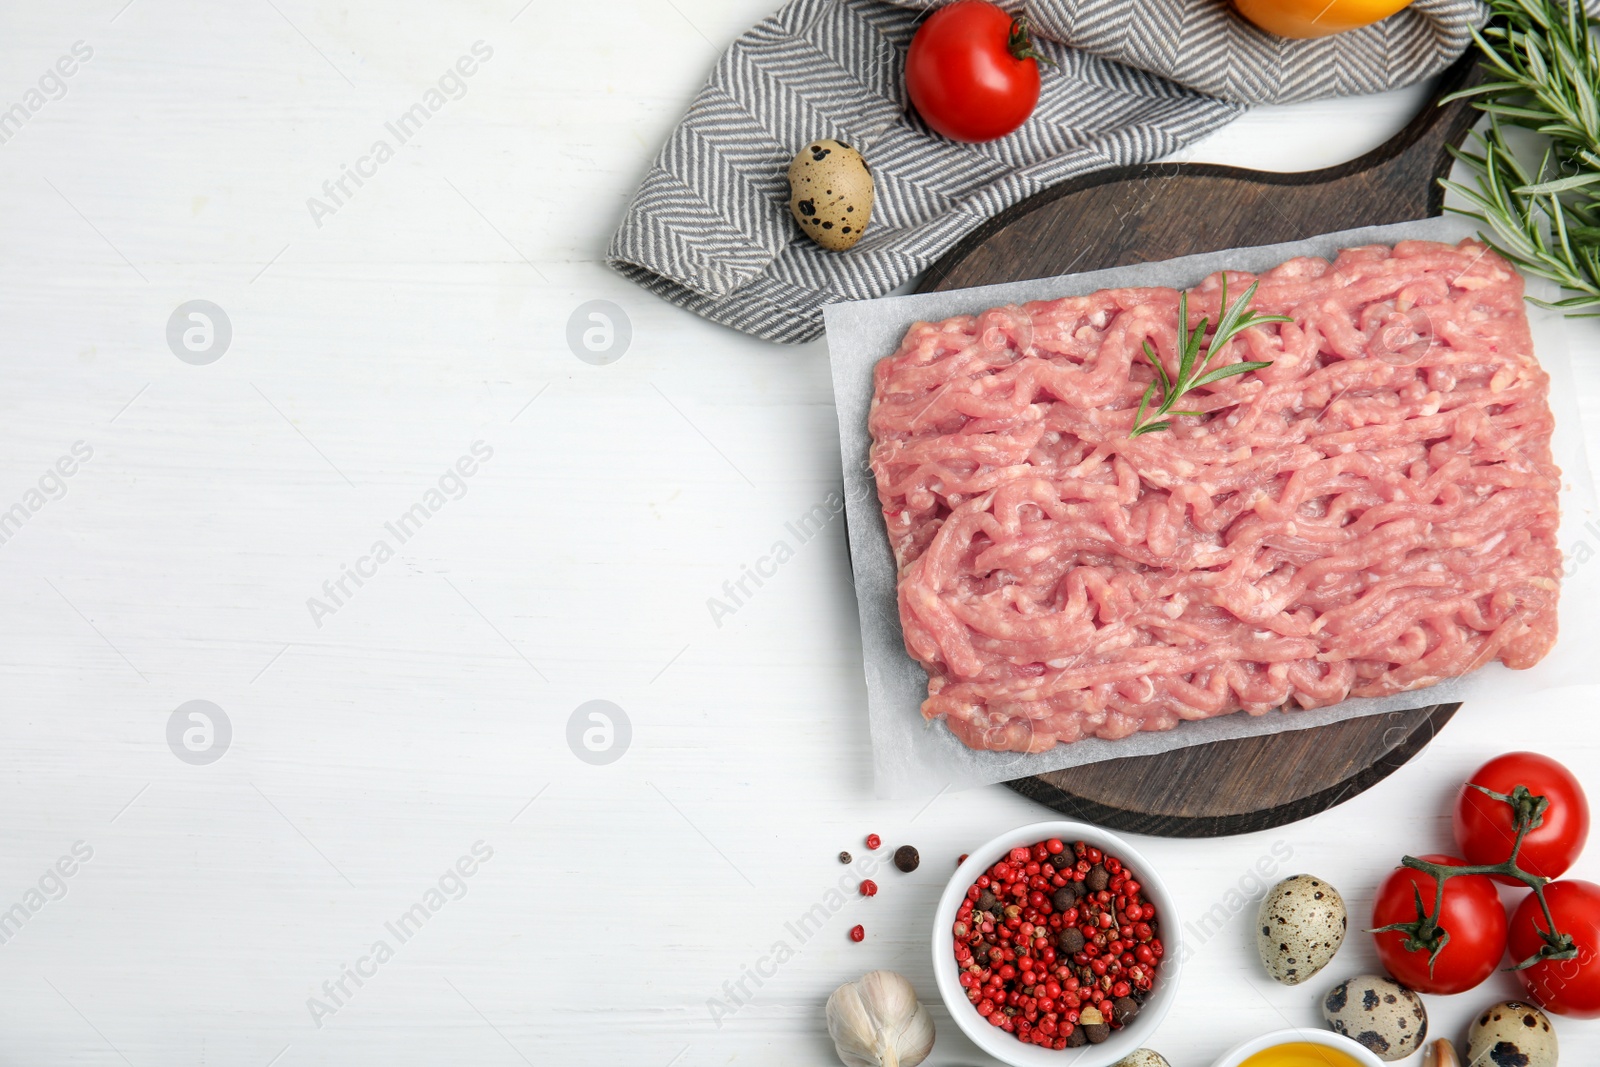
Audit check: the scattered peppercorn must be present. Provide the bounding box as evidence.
[860,879,878,897]
[894,845,920,873]
[849,924,865,942]
[958,853,969,865]
[839,851,852,864]
[865,833,881,850]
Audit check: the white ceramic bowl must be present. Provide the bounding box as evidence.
[1209,1027,1387,1067]
[931,820,1182,1067]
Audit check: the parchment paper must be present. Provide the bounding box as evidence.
[824,216,1600,798]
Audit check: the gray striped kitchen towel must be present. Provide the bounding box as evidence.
[608,0,1491,344]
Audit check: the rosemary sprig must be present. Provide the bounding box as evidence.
[1441,0,1600,314]
[1129,277,1289,438]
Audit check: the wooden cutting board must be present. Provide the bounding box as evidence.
[914,54,1482,837]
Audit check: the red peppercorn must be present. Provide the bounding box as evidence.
[951,839,1159,1051]
[849,924,864,942]
[865,833,881,850]
[860,879,878,897]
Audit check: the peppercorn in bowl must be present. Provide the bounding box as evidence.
[932,821,1182,1067]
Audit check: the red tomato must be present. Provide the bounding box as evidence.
[905,1,1044,143]
[1510,880,1600,1018]
[1454,752,1590,883]
[1371,854,1508,994]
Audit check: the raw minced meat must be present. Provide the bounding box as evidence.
[868,240,1561,752]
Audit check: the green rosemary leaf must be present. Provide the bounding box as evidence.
[1478,101,1570,121]
[1143,339,1172,397]
[1129,421,1170,438]
[1133,380,1157,433]
[1518,172,1600,193]
[1440,79,1532,101]
[1177,291,1203,384]
[1190,360,1276,389]
[1208,276,1243,341]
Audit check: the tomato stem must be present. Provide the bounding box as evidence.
[1007,16,1057,68]
[1380,784,1578,974]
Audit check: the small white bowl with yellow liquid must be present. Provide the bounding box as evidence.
[1211,1029,1385,1067]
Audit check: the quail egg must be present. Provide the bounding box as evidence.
[787,139,873,252]
[1322,974,1428,1061]
[1467,1000,1558,1066]
[1257,874,1348,985]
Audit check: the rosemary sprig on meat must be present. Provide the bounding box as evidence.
[1129,278,1289,438]
[1441,0,1600,313]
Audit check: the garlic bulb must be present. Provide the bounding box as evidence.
[825,970,935,1067]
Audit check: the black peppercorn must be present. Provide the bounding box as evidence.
[1065,1026,1087,1048]
[1048,852,1072,869]
[838,851,852,864]
[1086,862,1110,892]
[1051,886,1078,912]
[1084,1021,1111,1044]
[1113,995,1139,1024]
[1057,927,1085,953]
[893,845,919,873]
[977,889,998,913]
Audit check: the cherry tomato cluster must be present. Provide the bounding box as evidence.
[1372,752,1598,1018]
[952,838,1162,1049]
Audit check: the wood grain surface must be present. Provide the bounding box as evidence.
[916,54,1483,836]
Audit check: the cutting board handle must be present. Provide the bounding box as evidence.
[1309,49,1483,222]
[921,50,1487,293]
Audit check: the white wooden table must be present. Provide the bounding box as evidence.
[1,3,1596,1064]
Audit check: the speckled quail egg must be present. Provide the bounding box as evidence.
[1322,974,1429,1061]
[1256,874,1348,985]
[1467,1000,1558,1067]
[1111,1052,1171,1067]
[787,139,873,252]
